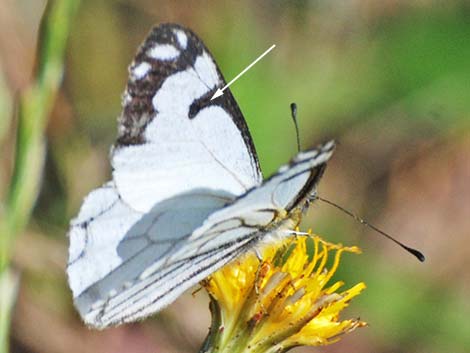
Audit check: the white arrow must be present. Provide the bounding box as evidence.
[210,44,276,100]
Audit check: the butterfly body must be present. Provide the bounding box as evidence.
[67,23,334,328]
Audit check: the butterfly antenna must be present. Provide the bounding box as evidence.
[290,103,301,153]
[316,196,425,262]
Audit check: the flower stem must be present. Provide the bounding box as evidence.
[199,298,223,353]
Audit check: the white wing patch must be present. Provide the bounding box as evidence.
[68,183,141,297]
[193,51,220,89]
[173,29,188,49]
[131,62,151,80]
[112,50,261,213]
[147,44,180,60]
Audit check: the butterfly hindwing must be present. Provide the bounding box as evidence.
[68,185,235,327]
[112,24,262,213]
[70,141,334,328]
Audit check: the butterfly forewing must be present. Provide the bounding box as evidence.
[112,24,262,213]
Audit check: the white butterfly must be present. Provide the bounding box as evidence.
[67,23,335,328]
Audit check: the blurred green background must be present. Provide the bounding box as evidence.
[1,0,469,352]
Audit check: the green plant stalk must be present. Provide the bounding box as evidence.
[0,269,19,352]
[0,67,12,145]
[0,0,80,351]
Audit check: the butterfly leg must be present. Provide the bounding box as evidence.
[252,247,265,295]
[251,250,271,315]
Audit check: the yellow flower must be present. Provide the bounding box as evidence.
[200,231,366,353]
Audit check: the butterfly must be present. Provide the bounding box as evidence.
[67,23,335,329]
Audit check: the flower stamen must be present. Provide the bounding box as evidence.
[200,231,366,353]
